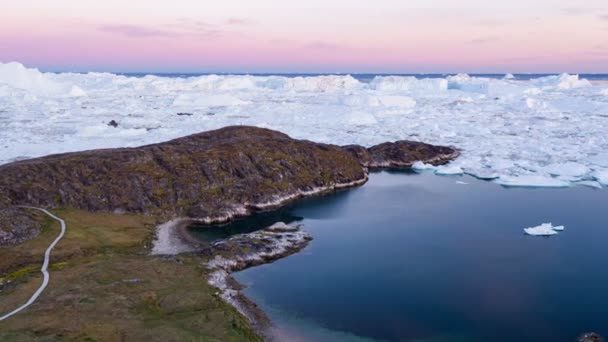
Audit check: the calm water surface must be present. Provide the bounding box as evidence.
[189,171,608,342]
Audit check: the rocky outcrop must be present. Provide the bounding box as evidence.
[0,126,457,245]
[343,140,458,169]
[205,222,312,337]
[0,208,43,246]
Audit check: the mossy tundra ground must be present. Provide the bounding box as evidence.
[0,209,261,342]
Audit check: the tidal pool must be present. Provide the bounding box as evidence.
[189,171,608,342]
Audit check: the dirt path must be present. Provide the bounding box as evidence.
[0,207,66,321]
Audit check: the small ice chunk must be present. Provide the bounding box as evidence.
[412,161,437,171]
[541,162,590,177]
[495,175,570,188]
[435,165,464,175]
[524,87,543,95]
[576,181,602,189]
[465,168,500,180]
[68,85,87,97]
[504,73,515,80]
[172,93,249,107]
[345,111,377,125]
[376,95,416,108]
[592,169,608,185]
[524,223,565,236]
[589,153,608,167]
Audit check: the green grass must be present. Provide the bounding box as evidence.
[0,209,261,342]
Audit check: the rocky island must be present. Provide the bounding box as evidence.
[0,126,458,341]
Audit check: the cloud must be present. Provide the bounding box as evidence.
[99,20,223,40]
[469,36,501,44]
[590,44,608,56]
[226,17,255,26]
[99,25,179,38]
[305,41,344,50]
[600,14,608,21]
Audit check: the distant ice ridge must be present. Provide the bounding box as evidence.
[0,62,86,97]
[1,61,608,189]
[524,223,565,236]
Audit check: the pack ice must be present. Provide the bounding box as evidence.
[1,62,608,189]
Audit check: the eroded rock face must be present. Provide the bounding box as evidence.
[0,126,457,244]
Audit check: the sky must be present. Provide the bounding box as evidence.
[1,0,608,73]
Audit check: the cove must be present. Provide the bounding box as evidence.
[188,171,608,342]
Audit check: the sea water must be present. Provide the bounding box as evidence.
[190,171,608,342]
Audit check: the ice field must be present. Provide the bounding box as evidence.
[1,62,608,188]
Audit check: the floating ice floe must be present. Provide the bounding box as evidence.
[412,161,438,171]
[435,165,464,175]
[592,170,608,186]
[495,175,570,188]
[524,223,565,236]
[576,181,603,189]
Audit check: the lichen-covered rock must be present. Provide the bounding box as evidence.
[0,126,457,245]
[362,140,458,169]
[0,127,366,220]
[0,208,43,246]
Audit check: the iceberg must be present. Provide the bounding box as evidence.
[1,62,607,191]
[531,73,591,90]
[524,223,565,236]
[447,74,490,94]
[0,62,80,96]
[369,76,448,93]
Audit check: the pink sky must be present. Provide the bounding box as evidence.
[1,0,608,73]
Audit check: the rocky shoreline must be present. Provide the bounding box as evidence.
[151,220,313,339]
[205,222,312,339]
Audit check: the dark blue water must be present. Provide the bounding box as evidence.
[190,171,608,342]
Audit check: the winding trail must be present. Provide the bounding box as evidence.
[0,207,66,322]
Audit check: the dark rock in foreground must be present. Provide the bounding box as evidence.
[0,126,457,244]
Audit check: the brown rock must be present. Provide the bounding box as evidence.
[0,126,457,245]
